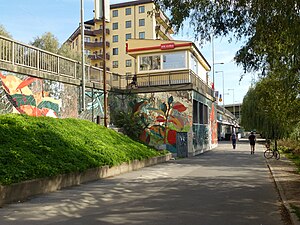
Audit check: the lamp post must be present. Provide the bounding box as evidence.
[212,62,224,90]
[215,71,224,108]
[228,89,235,117]
[80,0,85,111]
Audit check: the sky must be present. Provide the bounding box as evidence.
[0,0,254,105]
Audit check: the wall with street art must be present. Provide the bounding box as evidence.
[110,91,193,153]
[0,71,104,123]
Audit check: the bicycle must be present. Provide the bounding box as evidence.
[263,142,280,160]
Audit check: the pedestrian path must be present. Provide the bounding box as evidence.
[0,141,298,225]
[265,153,300,225]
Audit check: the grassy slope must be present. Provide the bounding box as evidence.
[0,114,166,185]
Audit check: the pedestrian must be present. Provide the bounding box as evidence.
[248,131,256,154]
[231,132,237,149]
[129,74,137,88]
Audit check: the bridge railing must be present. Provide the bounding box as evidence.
[0,35,112,88]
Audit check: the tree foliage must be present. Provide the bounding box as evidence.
[0,24,12,38]
[241,72,300,140]
[30,32,82,61]
[157,0,300,141]
[156,0,300,73]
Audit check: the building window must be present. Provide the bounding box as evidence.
[112,61,118,68]
[125,33,132,41]
[193,100,199,124]
[139,6,145,13]
[85,26,92,30]
[191,54,198,74]
[139,19,145,27]
[139,32,145,39]
[113,48,118,55]
[112,73,119,81]
[126,59,132,67]
[84,49,90,56]
[112,35,118,43]
[125,8,131,15]
[163,52,186,69]
[112,22,118,30]
[139,55,161,71]
[84,37,90,42]
[125,21,132,28]
[112,10,118,17]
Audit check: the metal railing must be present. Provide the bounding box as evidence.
[110,69,214,97]
[0,35,113,89]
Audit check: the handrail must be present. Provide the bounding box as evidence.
[0,35,112,86]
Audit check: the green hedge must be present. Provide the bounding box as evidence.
[0,114,167,185]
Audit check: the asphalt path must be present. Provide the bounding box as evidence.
[0,142,284,225]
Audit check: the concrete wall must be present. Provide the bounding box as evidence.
[0,153,172,207]
[0,70,105,124]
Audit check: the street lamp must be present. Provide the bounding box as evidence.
[212,62,224,90]
[228,88,235,117]
[80,0,86,111]
[215,71,224,108]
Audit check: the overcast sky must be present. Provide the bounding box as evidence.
[0,0,254,104]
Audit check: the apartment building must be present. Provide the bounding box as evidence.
[66,0,174,76]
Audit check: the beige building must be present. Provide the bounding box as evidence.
[66,0,174,76]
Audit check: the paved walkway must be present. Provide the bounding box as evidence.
[0,141,299,225]
[265,150,300,225]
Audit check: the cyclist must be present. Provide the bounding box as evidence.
[248,131,256,154]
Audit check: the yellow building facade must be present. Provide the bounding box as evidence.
[66,0,173,76]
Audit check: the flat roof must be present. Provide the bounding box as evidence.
[111,0,153,9]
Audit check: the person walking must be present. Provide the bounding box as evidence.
[231,132,237,149]
[248,131,256,154]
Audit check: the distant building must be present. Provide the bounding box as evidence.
[66,0,174,75]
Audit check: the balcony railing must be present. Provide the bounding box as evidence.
[109,69,214,97]
[93,28,110,35]
[85,41,110,48]
[88,53,110,61]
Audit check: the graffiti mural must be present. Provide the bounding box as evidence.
[130,93,192,153]
[0,72,61,117]
[210,103,218,145]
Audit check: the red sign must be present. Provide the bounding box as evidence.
[160,43,175,50]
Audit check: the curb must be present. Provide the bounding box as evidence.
[266,159,300,225]
[0,153,172,207]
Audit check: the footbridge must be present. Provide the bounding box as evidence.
[0,35,110,90]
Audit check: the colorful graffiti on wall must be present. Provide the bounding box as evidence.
[210,103,218,145]
[131,95,192,153]
[0,72,61,117]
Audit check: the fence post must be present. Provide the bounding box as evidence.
[11,41,15,65]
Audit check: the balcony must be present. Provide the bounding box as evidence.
[88,53,110,61]
[85,41,110,48]
[155,12,174,34]
[110,69,214,99]
[93,28,110,35]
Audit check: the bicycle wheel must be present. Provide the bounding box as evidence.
[264,149,273,159]
[274,150,280,160]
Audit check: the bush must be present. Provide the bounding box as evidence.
[112,111,144,141]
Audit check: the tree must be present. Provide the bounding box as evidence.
[30,32,60,53]
[241,72,300,148]
[157,0,300,142]
[0,24,12,38]
[155,0,300,73]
